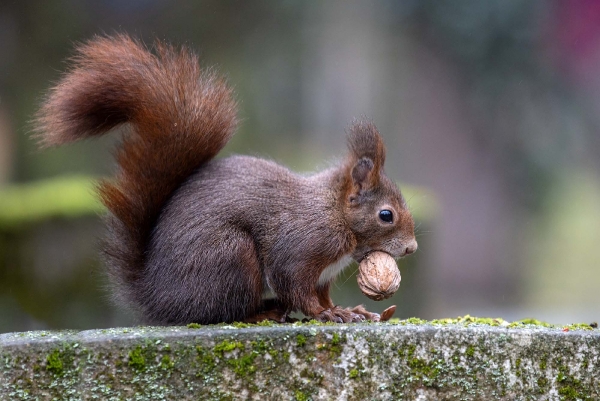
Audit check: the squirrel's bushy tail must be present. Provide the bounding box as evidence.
[34,34,238,313]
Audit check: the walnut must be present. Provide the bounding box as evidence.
[357,251,401,301]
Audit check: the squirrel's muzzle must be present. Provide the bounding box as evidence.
[403,238,418,256]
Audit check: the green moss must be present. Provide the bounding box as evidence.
[331,332,341,345]
[559,386,578,400]
[190,316,597,331]
[466,345,475,357]
[195,345,216,376]
[296,334,306,347]
[160,355,174,370]
[46,349,64,376]
[406,344,416,358]
[404,317,428,325]
[229,320,275,329]
[515,358,523,378]
[454,315,507,326]
[45,346,76,377]
[563,323,594,331]
[294,390,310,401]
[214,340,244,356]
[227,351,257,377]
[329,332,344,358]
[508,318,554,328]
[303,352,315,364]
[254,320,275,327]
[347,359,365,380]
[231,322,250,328]
[407,356,440,385]
[388,315,598,329]
[556,366,591,401]
[428,318,454,325]
[251,339,268,353]
[397,315,507,326]
[128,346,146,371]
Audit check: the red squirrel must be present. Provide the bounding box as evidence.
[34,34,417,325]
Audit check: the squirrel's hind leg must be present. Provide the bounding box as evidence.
[143,228,264,325]
[243,299,288,323]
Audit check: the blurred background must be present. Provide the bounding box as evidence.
[0,0,598,332]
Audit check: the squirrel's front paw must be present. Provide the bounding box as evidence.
[315,309,343,323]
[332,306,366,323]
[348,305,380,322]
[315,307,365,323]
[349,304,396,322]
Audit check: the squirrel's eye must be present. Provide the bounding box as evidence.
[379,209,393,223]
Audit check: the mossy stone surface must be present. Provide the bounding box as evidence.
[1,321,599,400]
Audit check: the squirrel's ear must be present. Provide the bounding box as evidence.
[351,157,375,190]
[347,119,385,194]
[347,119,386,172]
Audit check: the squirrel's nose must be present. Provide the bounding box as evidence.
[404,239,418,255]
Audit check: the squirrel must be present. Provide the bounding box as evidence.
[34,34,418,325]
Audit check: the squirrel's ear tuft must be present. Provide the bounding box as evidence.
[347,119,385,193]
[347,119,386,171]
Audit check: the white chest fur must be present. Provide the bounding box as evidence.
[318,254,354,286]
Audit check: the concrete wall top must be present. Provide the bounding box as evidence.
[1,319,598,400]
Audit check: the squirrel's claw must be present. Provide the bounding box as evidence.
[347,304,396,322]
[332,306,365,323]
[319,309,344,323]
[347,304,380,322]
[316,307,364,323]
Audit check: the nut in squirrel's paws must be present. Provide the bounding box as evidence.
[357,251,401,301]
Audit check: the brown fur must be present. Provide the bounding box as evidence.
[35,34,417,324]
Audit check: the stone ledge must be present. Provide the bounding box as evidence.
[1,322,599,400]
